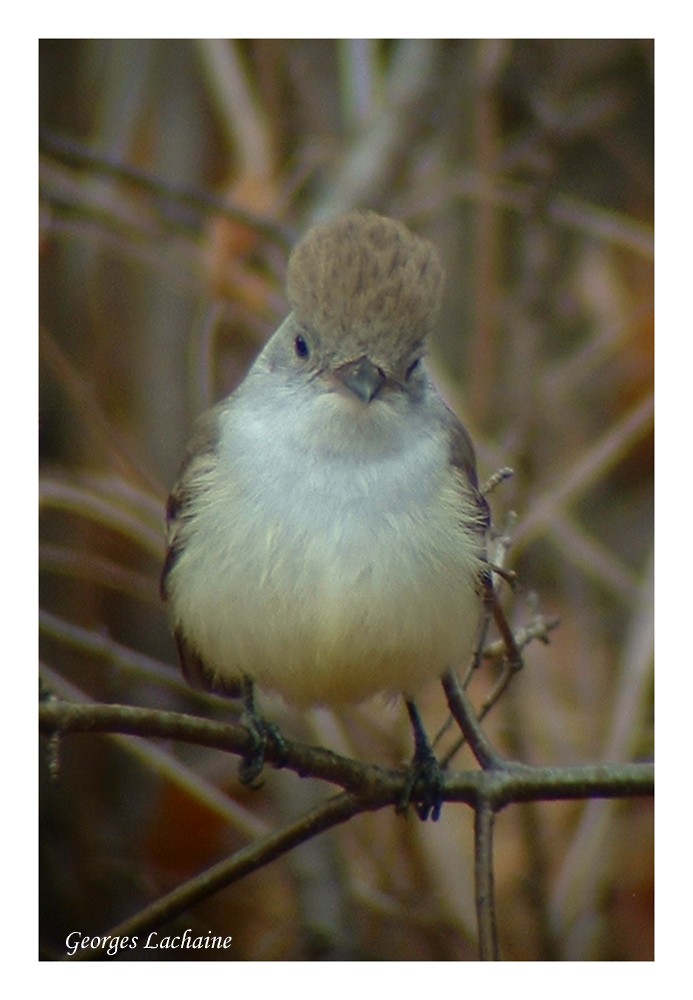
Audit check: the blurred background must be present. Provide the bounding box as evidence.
[39,39,653,961]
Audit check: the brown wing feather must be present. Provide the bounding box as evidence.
[174,626,243,697]
[160,401,225,601]
[161,400,244,695]
[444,405,490,537]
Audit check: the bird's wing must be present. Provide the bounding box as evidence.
[161,400,243,696]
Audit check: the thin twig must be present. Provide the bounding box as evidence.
[480,612,560,666]
[441,669,507,771]
[474,798,499,960]
[442,613,560,769]
[481,466,514,497]
[63,791,365,960]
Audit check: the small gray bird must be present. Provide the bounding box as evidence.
[162,211,490,817]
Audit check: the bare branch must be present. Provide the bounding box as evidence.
[39,126,293,249]
[514,392,654,550]
[40,324,165,498]
[474,798,499,960]
[442,668,507,771]
[39,699,653,809]
[63,791,364,961]
[39,696,653,962]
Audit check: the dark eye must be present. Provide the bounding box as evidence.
[294,334,310,359]
[405,358,421,379]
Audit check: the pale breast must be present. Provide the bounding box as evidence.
[169,388,485,704]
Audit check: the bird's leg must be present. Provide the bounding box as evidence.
[397,699,445,822]
[238,675,287,787]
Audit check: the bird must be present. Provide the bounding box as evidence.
[161,210,490,819]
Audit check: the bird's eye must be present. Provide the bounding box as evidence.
[294,334,310,359]
[405,358,421,379]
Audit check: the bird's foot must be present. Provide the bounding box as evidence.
[238,677,287,788]
[397,699,445,822]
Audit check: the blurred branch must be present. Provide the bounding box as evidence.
[195,40,273,176]
[487,176,653,258]
[550,547,654,954]
[514,391,654,549]
[470,40,508,422]
[40,324,166,498]
[63,791,365,961]
[544,304,652,398]
[40,665,267,839]
[408,170,654,259]
[40,610,183,693]
[548,193,653,259]
[546,512,641,602]
[39,127,293,249]
[40,544,158,605]
[186,300,226,415]
[603,548,654,762]
[40,198,204,293]
[39,476,163,556]
[337,39,381,129]
[313,40,438,219]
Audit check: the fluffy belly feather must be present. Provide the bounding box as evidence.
[169,462,484,705]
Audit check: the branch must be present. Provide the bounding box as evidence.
[439,662,652,959]
[514,392,654,550]
[39,699,654,809]
[40,697,653,961]
[39,700,411,807]
[442,668,506,770]
[40,324,165,499]
[39,127,293,249]
[474,798,499,960]
[63,791,364,960]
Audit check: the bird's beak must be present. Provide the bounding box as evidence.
[334,356,386,403]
